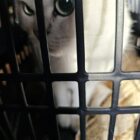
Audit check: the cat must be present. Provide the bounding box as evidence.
[16,0,132,131]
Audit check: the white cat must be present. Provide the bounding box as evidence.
[16,0,132,131]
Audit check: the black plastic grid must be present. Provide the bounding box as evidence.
[0,0,139,140]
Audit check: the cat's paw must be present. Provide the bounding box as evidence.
[57,114,79,131]
[57,115,72,128]
[52,82,79,107]
[53,82,79,130]
[71,115,80,131]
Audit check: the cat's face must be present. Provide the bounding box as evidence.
[16,0,53,34]
[16,0,75,51]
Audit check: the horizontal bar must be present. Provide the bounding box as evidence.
[56,106,140,115]
[0,71,140,81]
[0,105,140,114]
[86,107,140,114]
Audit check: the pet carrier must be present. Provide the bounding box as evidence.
[0,0,140,140]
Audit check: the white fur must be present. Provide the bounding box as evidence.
[16,0,132,130]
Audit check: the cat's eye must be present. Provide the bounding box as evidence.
[22,2,34,16]
[55,0,75,16]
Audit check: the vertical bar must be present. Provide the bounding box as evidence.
[111,81,120,109]
[3,111,16,140]
[78,82,86,140]
[135,117,140,140]
[0,0,29,107]
[13,112,21,137]
[17,81,35,139]
[114,0,124,72]
[131,0,135,13]
[75,0,85,74]
[139,0,140,14]
[0,1,25,139]
[135,0,139,13]
[0,1,38,140]
[34,0,59,139]
[108,0,124,139]
[20,83,28,106]
[10,0,16,23]
[75,0,86,140]
[27,113,37,140]
[108,114,116,140]
[79,112,86,140]
[34,0,51,74]
[0,0,19,73]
